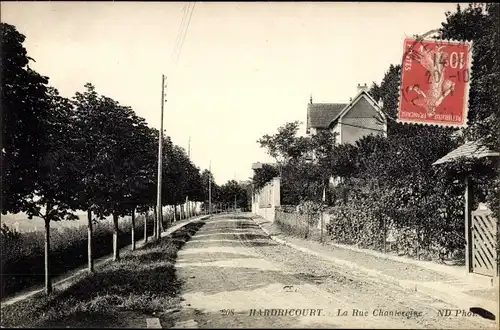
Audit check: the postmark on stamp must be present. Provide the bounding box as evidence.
[397,34,473,127]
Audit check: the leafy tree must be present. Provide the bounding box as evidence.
[256,122,327,205]
[72,83,107,272]
[83,96,144,261]
[252,164,279,191]
[1,23,82,294]
[200,169,218,212]
[135,127,159,243]
[281,160,322,205]
[183,162,204,216]
[162,137,183,222]
[257,121,311,171]
[219,180,248,210]
[170,145,192,218]
[121,115,157,251]
[437,3,499,148]
[27,87,80,294]
[330,143,359,179]
[73,84,155,263]
[1,23,50,214]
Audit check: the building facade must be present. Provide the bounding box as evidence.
[306,83,387,144]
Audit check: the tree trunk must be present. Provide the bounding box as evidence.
[87,209,94,273]
[153,207,158,240]
[144,211,148,244]
[44,217,53,295]
[112,213,120,261]
[131,208,136,251]
[174,206,178,222]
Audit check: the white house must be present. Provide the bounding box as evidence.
[306,83,387,144]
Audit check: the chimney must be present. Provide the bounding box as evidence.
[357,83,368,94]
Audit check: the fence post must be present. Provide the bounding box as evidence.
[464,175,473,273]
[321,184,326,244]
[307,213,310,239]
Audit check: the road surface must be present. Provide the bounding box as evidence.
[170,213,495,329]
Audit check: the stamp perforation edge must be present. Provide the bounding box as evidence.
[396,31,474,129]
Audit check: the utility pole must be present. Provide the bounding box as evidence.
[156,74,166,240]
[209,161,212,214]
[233,171,236,212]
[186,136,191,218]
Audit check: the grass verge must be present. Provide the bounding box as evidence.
[0,220,206,328]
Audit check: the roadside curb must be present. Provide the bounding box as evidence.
[328,242,481,281]
[1,214,211,308]
[251,216,498,321]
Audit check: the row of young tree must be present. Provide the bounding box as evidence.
[1,22,239,295]
[254,4,499,258]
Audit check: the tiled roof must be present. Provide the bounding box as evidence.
[307,103,348,129]
[432,141,499,165]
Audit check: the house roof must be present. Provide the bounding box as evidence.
[335,89,385,125]
[307,90,384,130]
[307,103,348,129]
[432,141,499,165]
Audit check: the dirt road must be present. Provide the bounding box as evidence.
[171,214,496,329]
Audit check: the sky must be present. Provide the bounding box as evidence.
[2,1,460,185]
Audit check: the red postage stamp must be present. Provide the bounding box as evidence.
[398,37,473,127]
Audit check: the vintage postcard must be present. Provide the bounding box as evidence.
[1,2,498,329]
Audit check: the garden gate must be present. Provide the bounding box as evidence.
[471,209,498,277]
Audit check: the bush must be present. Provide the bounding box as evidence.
[325,202,382,249]
[324,177,467,261]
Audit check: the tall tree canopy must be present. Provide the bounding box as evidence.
[1,23,51,214]
[438,3,499,150]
